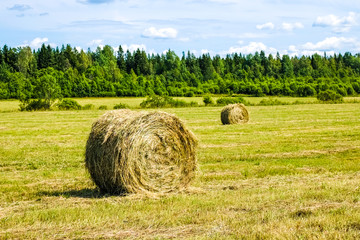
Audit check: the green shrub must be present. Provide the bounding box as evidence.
[169,99,188,108]
[347,86,355,96]
[189,101,199,107]
[0,86,9,99]
[99,91,116,97]
[113,103,129,109]
[337,87,347,96]
[352,82,360,93]
[258,98,289,106]
[216,96,246,106]
[184,91,194,97]
[203,95,214,106]
[57,99,82,110]
[98,105,108,110]
[140,95,194,108]
[317,90,343,103]
[293,100,304,105]
[82,104,95,110]
[20,99,51,111]
[140,95,167,108]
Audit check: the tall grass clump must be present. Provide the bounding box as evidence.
[258,98,289,106]
[216,96,246,106]
[57,99,82,110]
[140,95,197,108]
[19,99,51,111]
[317,90,344,103]
[98,105,108,110]
[203,95,214,106]
[82,104,95,110]
[113,103,130,109]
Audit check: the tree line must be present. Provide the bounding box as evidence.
[1,43,360,101]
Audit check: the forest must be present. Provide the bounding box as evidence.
[0,43,360,101]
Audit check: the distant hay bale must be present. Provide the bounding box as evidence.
[85,109,198,195]
[221,103,249,125]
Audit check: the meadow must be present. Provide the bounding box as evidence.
[1,98,360,239]
[0,96,319,112]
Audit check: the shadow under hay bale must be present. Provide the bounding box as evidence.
[85,109,198,195]
[221,103,249,125]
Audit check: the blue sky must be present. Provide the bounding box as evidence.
[1,0,360,56]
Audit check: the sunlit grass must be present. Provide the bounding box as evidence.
[1,100,360,239]
[2,96,359,112]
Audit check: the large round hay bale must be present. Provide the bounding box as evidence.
[221,103,249,125]
[85,109,197,195]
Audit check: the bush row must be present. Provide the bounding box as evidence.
[19,91,355,111]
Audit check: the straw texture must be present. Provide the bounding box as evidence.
[85,110,198,195]
[221,103,249,125]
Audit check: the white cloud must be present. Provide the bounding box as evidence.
[75,46,82,52]
[286,45,299,57]
[225,42,278,55]
[147,48,157,56]
[281,22,304,31]
[29,37,49,49]
[19,37,59,50]
[88,39,105,50]
[89,39,104,46]
[142,27,178,39]
[256,22,275,30]
[256,22,303,32]
[313,12,358,33]
[302,37,357,51]
[287,37,360,56]
[288,45,297,52]
[301,50,336,56]
[221,37,360,57]
[122,44,147,52]
[188,50,199,56]
[201,49,214,55]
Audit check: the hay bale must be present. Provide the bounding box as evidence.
[221,103,249,125]
[85,109,197,195]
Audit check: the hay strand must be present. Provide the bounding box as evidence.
[85,110,198,195]
[221,103,249,125]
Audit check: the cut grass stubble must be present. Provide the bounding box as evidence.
[1,101,360,239]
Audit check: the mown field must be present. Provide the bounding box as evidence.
[1,98,360,239]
